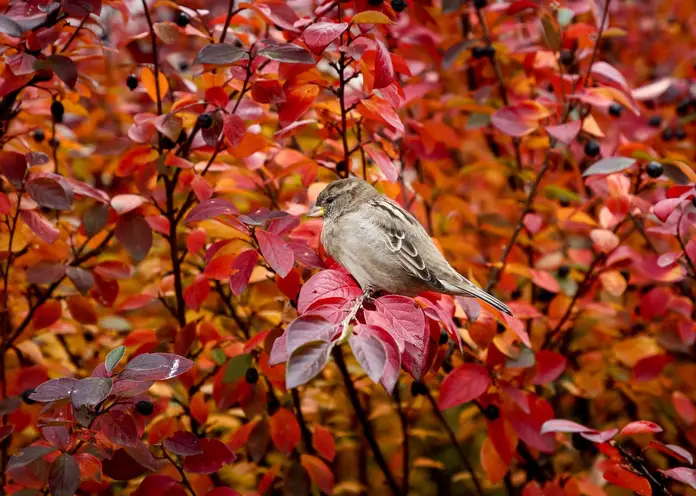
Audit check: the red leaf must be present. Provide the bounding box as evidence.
[120,353,193,381]
[529,269,559,293]
[191,177,213,202]
[648,441,694,465]
[632,354,673,381]
[364,144,398,182]
[26,176,74,210]
[74,453,102,482]
[256,228,294,278]
[164,431,203,456]
[111,194,147,215]
[297,269,362,314]
[270,408,301,454]
[531,351,567,385]
[134,475,187,496]
[279,84,319,128]
[223,114,246,147]
[660,467,696,489]
[312,426,336,462]
[48,454,80,496]
[302,22,348,55]
[620,420,663,436]
[115,215,153,262]
[184,274,210,310]
[491,105,539,137]
[591,61,630,93]
[654,197,685,223]
[251,79,285,104]
[439,364,491,409]
[0,151,27,185]
[93,261,133,280]
[372,295,427,351]
[184,198,238,224]
[300,454,334,493]
[373,40,394,90]
[349,332,387,384]
[507,396,555,453]
[364,325,401,393]
[183,439,236,474]
[32,300,62,330]
[228,250,258,295]
[546,120,581,145]
[540,419,594,434]
[99,410,139,448]
[603,463,651,495]
[186,229,207,254]
[21,210,59,244]
[672,392,696,425]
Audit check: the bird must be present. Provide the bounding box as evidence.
[306,177,513,316]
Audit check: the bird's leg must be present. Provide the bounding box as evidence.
[337,290,371,343]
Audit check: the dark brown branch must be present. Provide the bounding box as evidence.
[218,0,237,44]
[333,347,402,495]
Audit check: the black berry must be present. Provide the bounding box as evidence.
[136,400,154,416]
[584,139,600,157]
[178,62,189,72]
[245,367,259,384]
[661,127,673,141]
[511,289,522,300]
[474,0,487,8]
[483,404,500,420]
[481,45,495,58]
[126,74,138,91]
[559,49,574,67]
[538,288,555,303]
[646,161,663,178]
[676,99,690,116]
[22,389,37,405]
[48,138,60,148]
[472,46,486,59]
[608,102,623,117]
[33,130,45,143]
[648,115,662,127]
[496,322,506,334]
[557,265,570,278]
[675,126,686,140]
[368,0,383,5]
[692,197,696,209]
[84,332,94,342]
[267,393,280,415]
[439,331,449,345]
[410,380,428,397]
[176,11,190,28]
[196,113,213,129]
[391,0,407,12]
[442,361,453,373]
[51,101,64,123]
[560,198,570,207]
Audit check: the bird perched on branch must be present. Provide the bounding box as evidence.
[307,177,513,316]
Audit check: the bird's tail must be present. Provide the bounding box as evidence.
[451,280,513,316]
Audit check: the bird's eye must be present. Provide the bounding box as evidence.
[325,197,335,204]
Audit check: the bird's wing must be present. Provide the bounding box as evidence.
[367,197,447,292]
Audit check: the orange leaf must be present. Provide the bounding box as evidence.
[300,454,334,493]
[269,408,300,454]
[141,66,169,105]
[481,437,509,484]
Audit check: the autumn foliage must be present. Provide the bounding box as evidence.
[1,0,696,495]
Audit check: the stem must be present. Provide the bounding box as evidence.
[423,389,485,496]
[60,13,89,53]
[162,449,198,496]
[333,347,402,496]
[291,388,315,455]
[218,0,236,44]
[393,384,409,495]
[140,0,162,117]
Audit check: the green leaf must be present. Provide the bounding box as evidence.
[105,346,126,375]
[582,157,637,176]
[223,354,252,383]
[556,8,574,27]
[211,348,227,366]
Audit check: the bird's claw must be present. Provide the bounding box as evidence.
[337,291,371,344]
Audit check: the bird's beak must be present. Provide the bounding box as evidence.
[306,205,325,218]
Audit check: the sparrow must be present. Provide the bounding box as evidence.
[306,177,513,316]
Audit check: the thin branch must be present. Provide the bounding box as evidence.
[393,383,409,495]
[423,389,485,496]
[161,449,198,496]
[60,13,89,53]
[140,0,162,117]
[218,0,237,44]
[333,347,402,495]
[291,388,315,455]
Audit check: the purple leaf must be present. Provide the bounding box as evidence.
[21,210,59,244]
[115,215,153,262]
[71,377,112,409]
[184,198,239,225]
[7,445,57,470]
[194,44,247,65]
[257,44,315,64]
[48,454,80,496]
[349,332,387,384]
[164,431,203,456]
[120,353,194,382]
[26,176,74,210]
[29,378,77,402]
[286,315,340,357]
[228,250,258,296]
[256,228,294,278]
[286,340,334,389]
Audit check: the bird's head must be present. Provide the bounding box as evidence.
[306,177,376,220]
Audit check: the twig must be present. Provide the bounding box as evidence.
[140,0,162,117]
[333,347,402,495]
[291,388,315,455]
[161,449,198,496]
[218,0,237,44]
[423,388,485,496]
[393,383,409,495]
[60,13,89,53]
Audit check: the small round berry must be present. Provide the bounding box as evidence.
[126,74,138,91]
[538,288,555,303]
[496,321,506,334]
[559,49,574,67]
[33,130,45,143]
[48,138,60,148]
[608,102,623,117]
[22,389,37,405]
[511,289,522,300]
[474,0,487,8]
[557,265,570,278]
[481,45,496,58]
[245,367,259,384]
[368,0,384,5]
[84,332,94,343]
[439,331,449,345]
[176,11,190,28]
[178,62,189,72]
[648,115,662,128]
[676,99,690,116]
[267,394,280,415]
[646,161,663,178]
[51,101,64,123]
[472,46,486,59]
[584,139,600,157]
[410,380,428,397]
[391,0,407,12]
[661,127,673,141]
[136,400,154,416]
[560,198,571,207]
[442,361,453,373]
[196,113,213,129]
[675,126,686,140]
[483,404,500,420]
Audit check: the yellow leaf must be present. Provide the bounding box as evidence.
[557,207,597,227]
[141,66,169,105]
[613,336,660,367]
[481,437,509,484]
[153,21,179,44]
[582,114,604,137]
[599,270,627,297]
[352,11,393,24]
[601,27,627,38]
